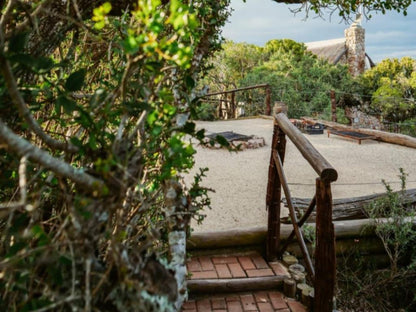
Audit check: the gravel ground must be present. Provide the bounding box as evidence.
[185,117,416,233]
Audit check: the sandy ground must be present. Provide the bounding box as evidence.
[185,118,416,233]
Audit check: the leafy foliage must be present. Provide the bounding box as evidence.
[337,169,416,312]
[278,0,415,20]
[201,40,264,92]
[239,40,355,118]
[0,0,230,310]
[366,168,416,272]
[360,57,416,122]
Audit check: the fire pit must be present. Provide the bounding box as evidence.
[203,131,266,150]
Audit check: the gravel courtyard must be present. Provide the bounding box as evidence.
[185,118,416,233]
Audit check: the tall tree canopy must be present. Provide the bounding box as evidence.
[238,39,355,118]
[272,0,415,18]
[360,57,416,122]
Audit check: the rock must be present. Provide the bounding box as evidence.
[289,263,305,274]
[283,254,298,266]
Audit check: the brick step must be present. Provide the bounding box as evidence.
[187,253,291,295]
[188,275,286,294]
[183,290,308,312]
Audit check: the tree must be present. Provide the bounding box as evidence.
[360,57,416,122]
[271,0,415,19]
[201,40,264,92]
[237,39,355,118]
[0,1,230,310]
[264,39,307,61]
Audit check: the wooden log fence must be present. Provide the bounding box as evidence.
[203,84,272,118]
[266,112,338,312]
[302,117,416,149]
[283,188,416,221]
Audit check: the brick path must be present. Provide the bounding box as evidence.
[186,254,290,280]
[183,254,308,312]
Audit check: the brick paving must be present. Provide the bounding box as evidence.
[183,254,308,312]
[186,254,290,280]
[182,291,307,312]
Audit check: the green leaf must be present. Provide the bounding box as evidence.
[185,75,195,89]
[215,135,229,147]
[92,2,112,29]
[182,121,196,134]
[31,225,50,246]
[9,53,36,67]
[33,57,55,73]
[70,137,83,148]
[196,129,205,140]
[147,111,158,126]
[8,32,29,53]
[122,36,139,55]
[65,69,86,92]
[5,241,26,258]
[9,54,54,73]
[57,95,77,114]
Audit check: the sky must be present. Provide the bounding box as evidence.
[221,0,416,63]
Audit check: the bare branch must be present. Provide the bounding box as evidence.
[18,155,28,205]
[0,119,105,193]
[6,0,54,36]
[30,295,81,312]
[85,257,92,312]
[128,110,147,142]
[272,0,303,3]
[113,113,129,151]
[0,55,79,153]
[0,0,17,36]
[0,156,31,212]
[0,201,24,210]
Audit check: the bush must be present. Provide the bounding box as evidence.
[0,1,230,310]
[337,169,416,311]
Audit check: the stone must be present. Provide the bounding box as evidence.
[345,24,365,77]
[292,272,306,284]
[289,264,305,274]
[282,254,298,266]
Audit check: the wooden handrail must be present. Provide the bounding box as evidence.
[278,196,316,254]
[267,111,338,312]
[274,113,338,182]
[201,84,272,117]
[273,151,315,279]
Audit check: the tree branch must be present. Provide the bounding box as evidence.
[0,55,79,153]
[272,0,303,3]
[0,119,105,193]
[6,0,54,37]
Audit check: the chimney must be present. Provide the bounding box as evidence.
[345,23,365,77]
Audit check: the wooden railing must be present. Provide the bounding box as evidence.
[203,84,272,118]
[266,112,338,312]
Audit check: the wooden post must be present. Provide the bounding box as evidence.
[330,90,337,122]
[265,86,271,115]
[231,91,236,118]
[266,123,286,261]
[218,98,224,119]
[314,178,336,312]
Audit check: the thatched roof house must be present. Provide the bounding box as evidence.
[305,23,375,76]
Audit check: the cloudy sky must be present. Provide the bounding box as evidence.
[222,0,416,63]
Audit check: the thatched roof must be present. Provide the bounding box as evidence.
[305,38,347,64]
